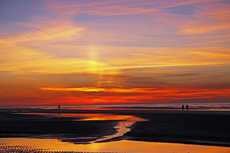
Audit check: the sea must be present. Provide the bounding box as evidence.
[1,102,230,110]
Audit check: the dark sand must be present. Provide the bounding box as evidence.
[0,109,117,144]
[124,111,230,146]
[0,108,230,146]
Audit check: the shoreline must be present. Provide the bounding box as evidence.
[0,108,230,147]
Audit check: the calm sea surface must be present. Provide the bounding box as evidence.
[2,102,230,110]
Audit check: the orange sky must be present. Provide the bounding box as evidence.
[0,0,230,106]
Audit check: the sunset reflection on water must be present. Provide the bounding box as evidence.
[16,112,146,143]
[75,113,146,121]
[1,138,230,153]
[19,112,145,121]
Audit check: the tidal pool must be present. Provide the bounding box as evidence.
[16,112,146,143]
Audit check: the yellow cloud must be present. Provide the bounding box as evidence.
[40,87,152,93]
[0,39,107,74]
[1,36,230,75]
[108,47,230,67]
[41,87,106,92]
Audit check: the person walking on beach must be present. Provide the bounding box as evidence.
[182,105,184,110]
[58,105,60,109]
[186,105,188,111]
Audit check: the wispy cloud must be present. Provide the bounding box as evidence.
[0,39,107,74]
[178,3,230,34]
[46,0,156,16]
[1,37,230,75]
[108,47,230,68]
[40,87,151,93]
[46,0,222,17]
[7,22,84,43]
[163,73,199,77]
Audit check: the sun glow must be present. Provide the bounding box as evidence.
[36,87,230,105]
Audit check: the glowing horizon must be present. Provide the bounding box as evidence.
[0,0,230,106]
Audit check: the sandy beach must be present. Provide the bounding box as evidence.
[0,108,230,147]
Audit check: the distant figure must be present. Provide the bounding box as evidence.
[182,105,184,110]
[186,105,188,111]
[58,105,60,109]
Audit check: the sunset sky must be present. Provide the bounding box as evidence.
[0,0,230,106]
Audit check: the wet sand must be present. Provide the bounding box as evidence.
[124,111,230,146]
[0,108,230,146]
[0,109,117,144]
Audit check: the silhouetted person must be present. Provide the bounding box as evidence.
[182,105,184,110]
[58,105,60,109]
[186,105,188,111]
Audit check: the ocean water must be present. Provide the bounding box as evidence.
[1,102,230,109]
